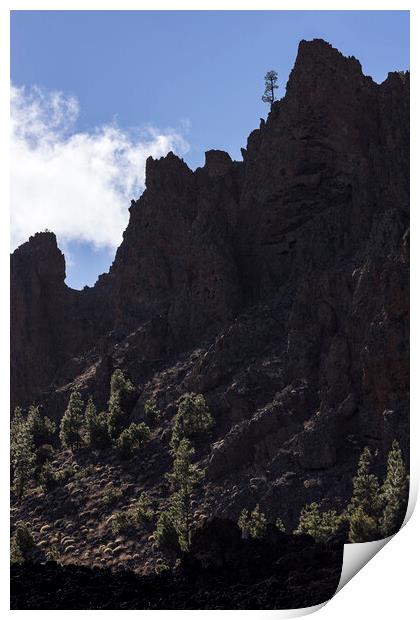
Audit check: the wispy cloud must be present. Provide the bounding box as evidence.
[10,84,189,251]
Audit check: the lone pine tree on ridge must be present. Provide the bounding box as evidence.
[262,70,279,106]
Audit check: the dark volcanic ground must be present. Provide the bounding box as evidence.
[11,522,343,610]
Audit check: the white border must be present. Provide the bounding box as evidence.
[1,2,416,618]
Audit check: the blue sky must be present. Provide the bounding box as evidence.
[11,10,410,289]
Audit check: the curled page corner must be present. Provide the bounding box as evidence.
[237,602,328,619]
[336,535,393,594]
[206,603,327,620]
[281,602,327,618]
[277,481,418,618]
[271,602,327,618]
[335,482,417,596]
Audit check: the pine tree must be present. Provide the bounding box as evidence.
[238,504,268,539]
[347,447,381,518]
[108,369,135,439]
[108,391,122,440]
[26,405,56,448]
[59,390,84,450]
[84,397,97,444]
[164,438,204,550]
[11,407,36,499]
[116,422,150,459]
[83,398,111,449]
[132,492,154,523]
[294,502,344,542]
[154,492,185,551]
[170,393,214,451]
[379,441,409,537]
[11,407,24,453]
[110,368,134,396]
[261,70,279,106]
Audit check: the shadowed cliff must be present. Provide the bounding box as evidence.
[10,40,409,586]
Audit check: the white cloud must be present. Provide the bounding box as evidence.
[10,84,189,251]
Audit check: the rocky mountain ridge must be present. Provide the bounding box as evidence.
[11,38,409,573]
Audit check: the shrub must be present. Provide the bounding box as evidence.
[275,517,286,533]
[10,524,35,563]
[39,461,75,492]
[39,462,61,492]
[59,464,77,482]
[238,504,267,539]
[144,397,160,424]
[154,562,170,575]
[348,507,380,543]
[154,495,184,552]
[116,422,150,459]
[59,390,84,450]
[132,492,154,523]
[45,544,60,562]
[111,511,133,534]
[102,487,124,508]
[73,464,97,480]
[294,503,344,543]
[170,393,214,450]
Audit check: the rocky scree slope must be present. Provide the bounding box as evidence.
[11,39,409,561]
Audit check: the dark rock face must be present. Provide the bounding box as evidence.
[11,39,409,519]
[10,233,111,408]
[11,232,66,408]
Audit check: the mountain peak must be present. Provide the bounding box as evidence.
[12,231,65,284]
[285,38,367,102]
